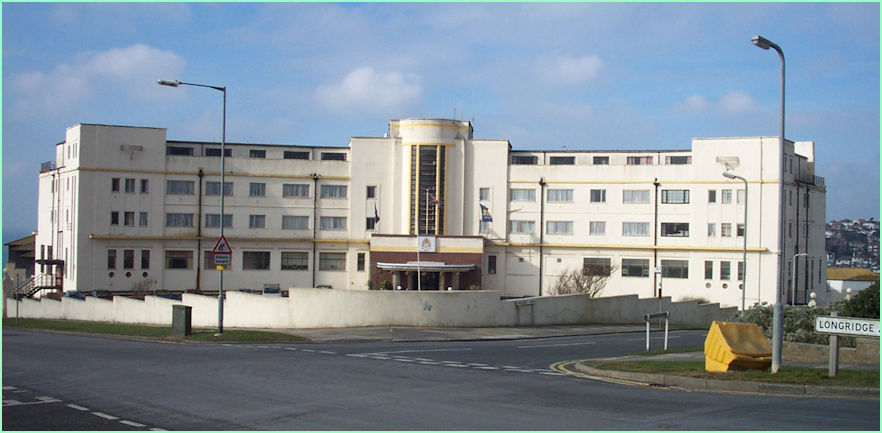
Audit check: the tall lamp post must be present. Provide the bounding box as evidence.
[158,79,227,335]
[751,34,785,373]
[723,171,748,314]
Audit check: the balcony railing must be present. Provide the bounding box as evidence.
[40,161,56,173]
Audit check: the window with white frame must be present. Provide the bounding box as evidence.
[205,181,233,196]
[589,221,606,236]
[707,223,716,237]
[166,180,194,195]
[583,257,612,276]
[720,261,731,280]
[249,182,266,197]
[547,189,573,202]
[665,155,692,165]
[621,259,649,277]
[661,259,689,278]
[320,216,347,231]
[721,223,732,237]
[705,260,713,279]
[708,190,716,203]
[509,188,536,202]
[283,183,309,198]
[737,224,745,237]
[320,185,347,198]
[319,252,346,271]
[242,251,270,270]
[509,220,535,234]
[721,189,732,204]
[737,189,745,204]
[623,189,650,204]
[590,189,606,203]
[479,221,491,234]
[166,213,193,227]
[661,189,689,204]
[626,156,653,165]
[661,222,689,237]
[139,212,148,227]
[165,250,193,269]
[479,188,490,201]
[623,222,650,236]
[281,251,309,271]
[546,221,573,235]
[282,215,309,230]
[205,214,232,228]
[249,214,266,229]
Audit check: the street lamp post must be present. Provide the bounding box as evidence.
[723,172,748,314]
[158,79,227,335]
[751,34,785,373]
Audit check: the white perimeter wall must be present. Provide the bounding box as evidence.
[7,290,736,329]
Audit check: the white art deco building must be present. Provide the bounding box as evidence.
[35,118,827,308]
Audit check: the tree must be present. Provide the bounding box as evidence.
[548,265,618,297]
[838,281,880,319]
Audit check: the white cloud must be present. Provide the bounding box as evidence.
[681,94,710,111]
[540,55,604,85]
[8,44,185,116]
[675,91,758,114]
[314,67,422,114]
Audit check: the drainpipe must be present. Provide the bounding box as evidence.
[195,169,204,293]
[311,173,319,288]
[653,178,659,298]
[538,177,546,296]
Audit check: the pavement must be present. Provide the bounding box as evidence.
[262,323,879,399]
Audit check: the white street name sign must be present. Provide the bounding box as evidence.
[815,316,880,338]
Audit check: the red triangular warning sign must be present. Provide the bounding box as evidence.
[212,235,232,254]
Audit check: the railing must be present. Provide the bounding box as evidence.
[40,161,56,173]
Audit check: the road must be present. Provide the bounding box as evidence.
[3,328,878,430]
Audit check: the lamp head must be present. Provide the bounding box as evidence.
[751,35,772,50]
[157,79,180,87]
[722,172,736,180]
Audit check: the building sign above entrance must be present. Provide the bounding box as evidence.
[418,236,436,253]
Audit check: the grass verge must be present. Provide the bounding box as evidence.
[587,360,879,388]
[3,318,309,343]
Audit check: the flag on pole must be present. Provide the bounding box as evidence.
[428,194,439,205]
[374,203,380,223]
[480,203,493,222]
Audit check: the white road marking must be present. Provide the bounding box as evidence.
[318,351,336,355]
[517,341,596,349]
[467,363,488,366]
[301,349,315,353]
[346,354,368,357]
[443,364,468,368]
[475,366,499,370]
[2,386,17,391]
[67,404,90,411]
[120,420,147,427]
[393,358,415,362]
[378,348,473,354]
[150,428,167,431]
[418,361,440,365]
[285,347,298,351]
[539,372,567,376]
[626,336,681,342]
[3,400,23,406]
[36,396,61,402]
[93,412,119,420]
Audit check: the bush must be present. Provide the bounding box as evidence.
[838,282,879,319]
[738,302,856,347]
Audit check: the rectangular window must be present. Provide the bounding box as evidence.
[243,251,271,270]
[511,155,538,165]
[661,189,689,204]
[708,190,716,203]
[479,188,490,201]
[366,186,377,199]
[737,224,745,237]
[357,252,366,272]
[249,214,266,229]
[590,189,606,203]
[486,255,497,275]
[166,180,195,195]
[282,183,310,198]
[593,156,609,165]
[320,216,347,231]
[665,155,692,165]
[282,215,309,230]
[737,189,746,204]
[167,146,194,156]
[583,257,612,276]
[249,149,266,159]
[705,260,714,279]
[509,220,535,234]
[546,221,573,235]
[123,250,134,269]
[124,211,135,227]
[111,178,120,192]
[281,251,308,271]
[623,222,650,237]
[721,189,732,204]
[204,148,231,157]
[320,185,348,198]
[738,261,744,281]
[111,211,120,226]
[249,182,266,197]
[589,221,606,236]
[626,156,653,165]
[284,150,310,160]
[141,250,150,269]
[107,250,117,269]
[166,213,194,227]
[721,223,732,237]
[125,178,136,193]
[661,259,689,279]
[140,179,149,193]
[549,156,575,165]
[547,189,573,202]
[622,259,649,277]
[138,212,148,227]
[623,190,650,204]
[479,221,491,234]
[205,181,233,196]
[707,223,716,237]
[165,250,193,269]
[319,252,346,271]
[205,214,233,228]
[720,261,731,280]
[661,222,689,237]
[509,188,536,202]
[366,217,379,231]
[321,152,346,161]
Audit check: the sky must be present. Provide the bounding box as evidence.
[2,2,880,251]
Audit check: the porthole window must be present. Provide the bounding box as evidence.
[125,272,132,278]
[109,272,115,278]
[142,272,149,278]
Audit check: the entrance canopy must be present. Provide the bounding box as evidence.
[376,261,475,273]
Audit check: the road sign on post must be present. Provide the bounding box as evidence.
[212,235,232,268]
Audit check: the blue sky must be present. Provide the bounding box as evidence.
[2,2,879,249]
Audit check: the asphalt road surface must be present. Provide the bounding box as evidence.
[3,328,878,430]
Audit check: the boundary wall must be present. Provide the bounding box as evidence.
[6,290,736,329]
